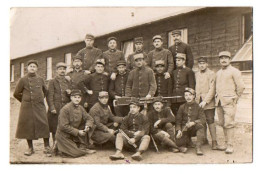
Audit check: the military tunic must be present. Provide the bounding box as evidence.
[103,49,124,74]
[109,72,128,99]
[76,47,103,72]
[13,73,49,140]
[126,50,148,71]
[55,102,94,158]
[47,76,71,133]
[169,42,194,70]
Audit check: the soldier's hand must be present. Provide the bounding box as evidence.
[134,131,141,136]
[199,101,207,108]
[154,120,161,128]
[176,130,182,139]
[128,138,136,145]
[84,70,91,75]
[51,110,57,114]
[78,130,86,136]
[164,72,171,79]
[65,75,71,81]
[108,129,115,135]
[113,122,119,127]
[103,72,109,76]
[84,126,90,132]
[87,90,93,95]
[66,89,71,95]
[110,73,117,80]
[84,102,88,108]
[68,67,73,73]
[146,94,152,99]
[115,95,121,99]
[186,121,195,128]
[160,131,170,138]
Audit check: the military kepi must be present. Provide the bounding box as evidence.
[107,36,117,43]
[85,33,95,40]
[71,89,82,96]
[155,60,165,67]
[27,59,39,67]
[133,53,144,60]
[134,37,143,44]
[129,98,139,106]
[176,53,186,60]
[56,62,67,69]
[184,87,195,95]
[152,35,162,42]
[73,55,83,61]
[117,60,126,66]
[99,91,109,97]
[171,30,182,35]
[198,56,208,63]
[219,51,231,58]
[96,59,105,66]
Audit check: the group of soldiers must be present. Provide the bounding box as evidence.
[13,30,245,161]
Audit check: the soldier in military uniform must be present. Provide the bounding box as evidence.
[175,88,206,155]
[215,51,245,154]
[76,33,103,74]
[89,91,123,146]
[78,59,109,110]
[147,35,174,79]
[13,60,51,156]
[148,99,187,153]
[168,30,194,70]
[171,53,195,115]
[154,60,172,107]
[109,60,129,117]
[126,37,148,71]
[103,37,124,80]
[109,99,150,161]
[55,89,96,158]
[46,62,71,146]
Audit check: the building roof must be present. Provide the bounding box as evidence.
[232,35,253,62]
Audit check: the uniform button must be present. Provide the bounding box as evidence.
[30,91,32,94]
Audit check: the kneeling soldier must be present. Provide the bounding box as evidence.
[148,99,187,153]
[55,89,96,158]
[175,88,206,155]
[109,99,150,161]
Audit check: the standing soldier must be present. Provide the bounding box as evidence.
[109,60,129,117]
[46,62,71,147]
[125,53,157,99]
[171,53,195,115]
[76,33,103,74]
[79,59,109,110]
[147,35,174,79]
[109,99,150,161]
[13,60,51,156]
[126,37,148,71]
[103,37,124,80]
[215,51,245,154]
[168,30,194,70]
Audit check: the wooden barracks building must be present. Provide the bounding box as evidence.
[10,7,253,99]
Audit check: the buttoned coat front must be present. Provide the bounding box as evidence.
[103,49,124,74]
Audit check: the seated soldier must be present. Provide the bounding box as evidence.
[175,88,206,155]
[109,99,150,161]
[55,89,96,158]
[148,99,187,153]
[90,91,123,146]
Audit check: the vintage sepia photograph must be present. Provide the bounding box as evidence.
[9,6,253,164]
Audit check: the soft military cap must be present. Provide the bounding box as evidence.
[99,91,109,97]
[56,62,67,69]
[27,59,39,67]
[176,53,186,60]
[85,33,95,40]
[71,89,82,96]
[152,35,162,42]
[219,51,231,58]
[198,56,208,63]
[107,37,117,43]
[96,59,105,66]
[171,30,182,35]
[155,60,165,67]
[129,98,140,106]
[133,53,144,60]
[134,37,143,44]
[117,60,127,66]
[73,55,83,61]
[184,87,195,95]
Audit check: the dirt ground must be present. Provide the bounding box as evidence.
[9,97,253,164]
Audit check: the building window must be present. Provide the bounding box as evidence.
[46,57,52,80]
[168,28,188,47]
[121,40,134,61]
[20,63,24,77]
[11,64,14,82]
[241,13,252,44]
[65,53,72,72]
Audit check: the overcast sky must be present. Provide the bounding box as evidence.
[10,7,200,59]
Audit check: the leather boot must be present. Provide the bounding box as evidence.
[131,151,143,161]
[109,150,125,160]
[212,140,226,151]
[225,128,234,154]
[196,145,203,155]
[225,144,234,154]
[24,148,34,156]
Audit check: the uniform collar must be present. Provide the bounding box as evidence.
[137,65,145,71]
[176,65,184,69]
[135,49,143,53]
[221,64,231,70]
[186,101,196,106]
[70,102,80,108]
[200,68,208,73]
[155,47,163,51]
[74,68,82,72]
[27,72,37,77]
[86,46,93,49]
[109,49,116,53]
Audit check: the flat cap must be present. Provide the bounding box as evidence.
[133,53,144,60]
[56,62,67,69]
[155,60,165,67]
[198,56,208,63]
[107,37,117,43]
[152,35,162,42]
[176,53,186,60]
[71,89,82,96]
[134,37,143,44]
[171,30,182,35]
[96,58,105,66]
[27,59,39,67]
[184,87,195,95]
[129,98,140,106]
[85,33,95,40]
[117,60,126,66]
[99,91,109,97]
[73,55,83,61]
[219,51,231,58]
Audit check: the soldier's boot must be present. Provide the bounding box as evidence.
[225,128,234,154]
[196,145,203,156]
[203,124,209,145]
[109,150,125,160]
[131,151,142,161]
[24,148,35,156]
[79,144,96,154]
[165,123,176,141]
[187,137,195,148]
[196,128,204,155]
[161,136,179,153]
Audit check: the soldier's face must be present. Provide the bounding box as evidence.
[198,62,208,71]
[27,63,38,73]
[85,39,94,48]
[176,58,185,67]
[153,39,163,48]
[108,40,117,50]
[73,59,82,69]
[184,92,195,103]
[155,65,165,73]
[95,64,105,73]
[135,58,144,68]
[135,43,143,51]
[172,34,181,43]
[117,65,126,74]
[219,56,231,67]
[129,104,140,115]
[57,67,66,76]
[99,96,109,105]
[153,102,163,112]
[71,95,82,105]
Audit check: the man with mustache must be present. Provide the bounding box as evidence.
[168,30,194,70]
[215,51,245,154]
